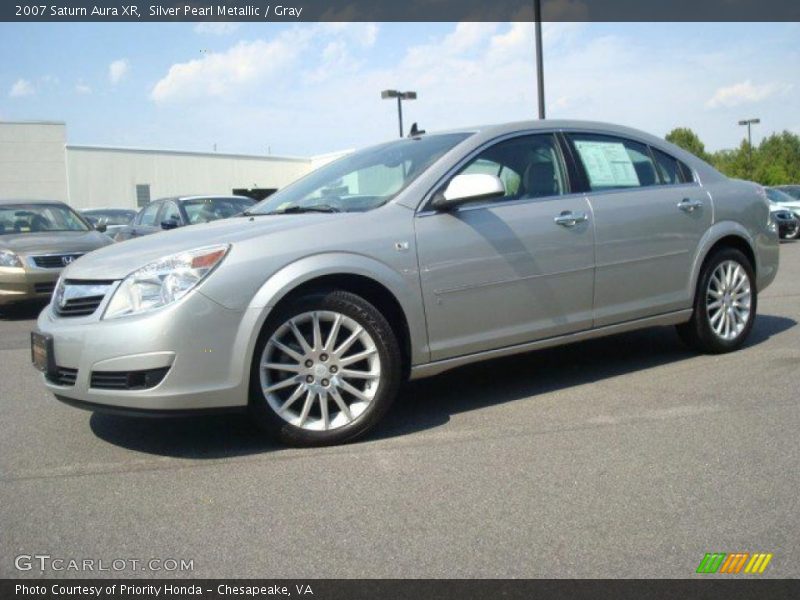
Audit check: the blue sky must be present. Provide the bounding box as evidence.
[0,22,797,156]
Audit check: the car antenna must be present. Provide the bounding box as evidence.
[408,122,425,137]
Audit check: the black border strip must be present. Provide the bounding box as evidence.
[2,1,799,22]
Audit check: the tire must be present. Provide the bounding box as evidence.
[676,248,757,354]
[783,226,799,240]
[249,290,402,447]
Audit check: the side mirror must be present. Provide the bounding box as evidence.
[431,173,505,211]
[94,223,107,233]
[160,218,179,230]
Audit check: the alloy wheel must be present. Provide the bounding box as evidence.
[259,310,381,431]
[706,260,752,341]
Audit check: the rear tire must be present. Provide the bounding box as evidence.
[676,248,757,354]
[249,290,402,447]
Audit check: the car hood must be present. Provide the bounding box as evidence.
[61,213,352,280]
[0,230,111,255]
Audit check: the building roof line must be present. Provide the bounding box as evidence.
[65,144,312,163]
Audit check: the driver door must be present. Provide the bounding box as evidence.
[414,133,595,361]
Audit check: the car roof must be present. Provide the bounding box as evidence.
[0,198,69,206]
[154,195,254,203]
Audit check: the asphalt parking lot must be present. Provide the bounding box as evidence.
[1,242,799,579]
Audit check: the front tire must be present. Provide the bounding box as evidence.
[677,248,757,354]
[249,290,402,447]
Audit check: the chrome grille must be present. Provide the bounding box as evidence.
[32,254,84,269]
[54,280,114,318]
[91,367,170,390]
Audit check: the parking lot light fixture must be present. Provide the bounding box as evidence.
[381,90,418,137]
[738,118,760,178]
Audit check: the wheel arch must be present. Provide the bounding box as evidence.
[246,253,428,377]
[689,222,756,302]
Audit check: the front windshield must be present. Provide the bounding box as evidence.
[766,188,796,204]
[183,197,255,224]
[83,210,136,226]
[0,204,90,235]
[250,133,472,215]
[774,187,800,201]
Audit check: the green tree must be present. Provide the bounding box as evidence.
[665,127,710,162]
[751,131,800,185]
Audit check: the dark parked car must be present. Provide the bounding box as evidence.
[81,208,137,237]
[114,195,255,242]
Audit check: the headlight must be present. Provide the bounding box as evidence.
[0,249,23,268]
[103,244,229,319]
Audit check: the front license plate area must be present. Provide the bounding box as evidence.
[31,331,56,376]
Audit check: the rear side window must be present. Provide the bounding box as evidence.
[569,133,659,191]
[651,147,693,185]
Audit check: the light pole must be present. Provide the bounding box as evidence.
[738,118,760,178]
[534,0,545,119]
[381,90,417,137]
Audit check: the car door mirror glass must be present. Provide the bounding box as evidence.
[432,173,505,211]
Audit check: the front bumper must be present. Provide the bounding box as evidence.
[36,289,265,412]
[0,266,59,306]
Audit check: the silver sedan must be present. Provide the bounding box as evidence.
[33,120,779,446]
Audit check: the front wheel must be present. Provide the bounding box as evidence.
[249,290,402,447]
[676,248,757,354]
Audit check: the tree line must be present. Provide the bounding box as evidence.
[665,127,800,185]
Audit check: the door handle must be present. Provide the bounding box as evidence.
[554,211,588,227]
[678,198,703,212]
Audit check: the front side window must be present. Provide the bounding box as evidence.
[0,204,89,235]
[454,134,567,203]
[250,133,472,215]
[138,202,161,227]
[570,133,659,191]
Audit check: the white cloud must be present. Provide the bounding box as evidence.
[194,22,240,36]
[9,79,34,97]
[108,59,129,84]
[75,81,92,94]
[705,80,782,108]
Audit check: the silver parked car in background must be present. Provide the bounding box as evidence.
[32,120,779,446]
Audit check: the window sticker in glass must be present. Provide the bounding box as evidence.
[574,140,640,188]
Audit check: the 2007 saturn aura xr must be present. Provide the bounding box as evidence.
[32,121,779,446]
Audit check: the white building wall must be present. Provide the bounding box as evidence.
[65,146,314,209]
[0,122,68,201]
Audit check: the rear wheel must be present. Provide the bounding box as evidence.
[249,290,402,447]
[677,248,757,354]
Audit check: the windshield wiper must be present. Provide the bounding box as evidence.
[267,205,340,215]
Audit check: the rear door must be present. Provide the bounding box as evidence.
[566,132,711,326]
[415,133,595,361]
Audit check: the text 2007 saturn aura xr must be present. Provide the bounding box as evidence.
[32,121,779,446]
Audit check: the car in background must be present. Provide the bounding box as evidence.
[0,199,112,308]
[113,195,255,242]
[774,185,800,201]
[81,208,137,238]
[770,207,799,239]
[767,186,800,216]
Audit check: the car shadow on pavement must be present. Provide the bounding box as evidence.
[89,314,795,458]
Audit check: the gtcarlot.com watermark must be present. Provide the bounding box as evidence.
[14,554,194,573]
